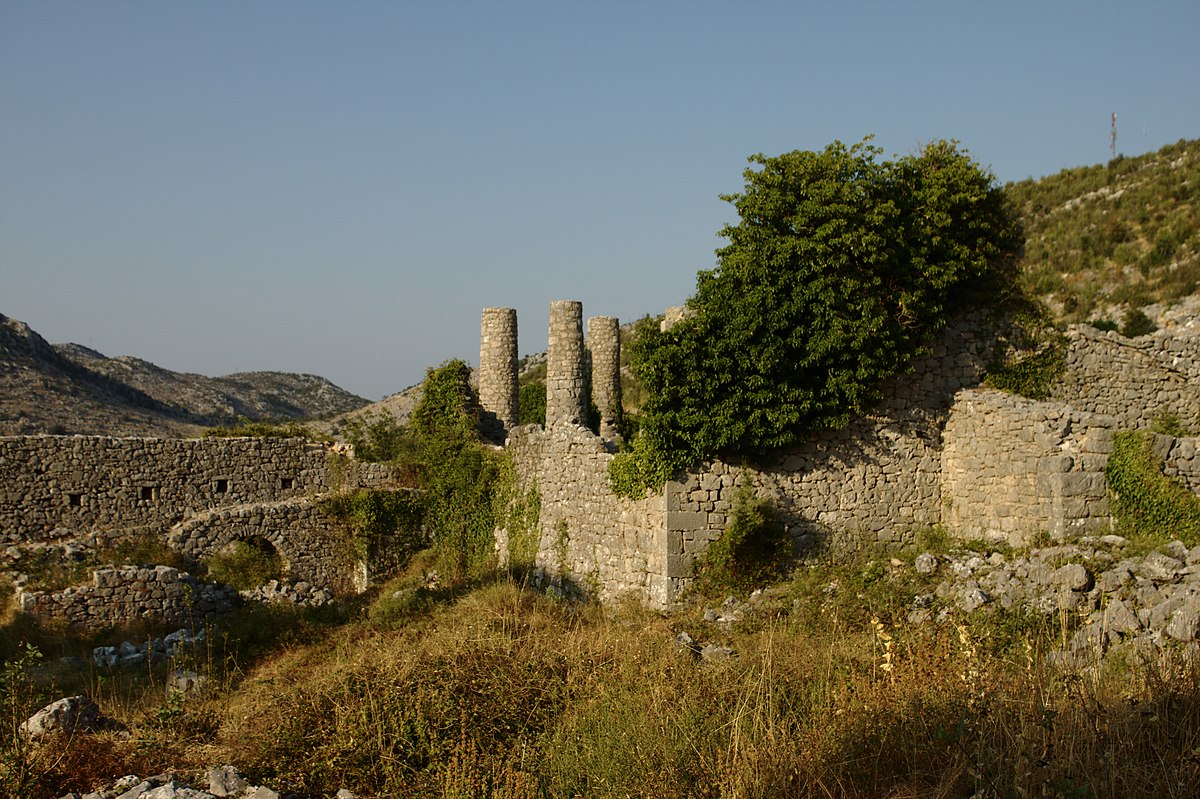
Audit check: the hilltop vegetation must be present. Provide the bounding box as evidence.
[1008,138,1199,322]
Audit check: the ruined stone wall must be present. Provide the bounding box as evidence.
[0,435,389,546]
[1157,434,1200,495]
[660,316,994,587]
[1053,324,1200,429]
[498,423,669,606]
[17,565,238,632]
[166,497,367,592]
[941,389,1113,545]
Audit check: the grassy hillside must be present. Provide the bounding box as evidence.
[1006,138,1200,322]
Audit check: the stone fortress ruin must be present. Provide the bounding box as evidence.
[2,297,1199,628]
[487,300,1200,607]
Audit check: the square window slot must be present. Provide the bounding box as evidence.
[280,477,295,490]
[140,486,160,500]
[214,479,229,494]
[67,493,83,507]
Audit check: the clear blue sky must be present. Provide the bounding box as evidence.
[2,0,1197,401]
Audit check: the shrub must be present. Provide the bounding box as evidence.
[1105,430,1200,545]
[1120,307,1157,338]
[205,539,283,590]
[617,138,1022,496]
[203,419,323,439]
[699,484,791,593]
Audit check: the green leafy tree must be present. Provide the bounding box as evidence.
[613,138,1022,496]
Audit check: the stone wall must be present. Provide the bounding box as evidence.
[498,300,1200,604]
[1053,324,1200,429]
[0,435,390,546]
[498,423,668,605]
[17,565,238,632]
[659,317,994,587]
[166,497,368,593]
[1157,434,1200,495]
[0,435,395,598]
[941,389,1113,545]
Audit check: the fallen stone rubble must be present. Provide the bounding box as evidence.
[914,535,1200,667]
[56,766,360,799]
[671,536,1200,671]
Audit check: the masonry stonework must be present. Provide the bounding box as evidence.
[1053,324,1200,429]
[17,565,239,632]
[0,435,395,601]
[495,302,1200,605]
[586,315,622,445]
[546,301,586,428]
[479,307,519,442]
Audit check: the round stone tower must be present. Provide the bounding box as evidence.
[478,307,518,442]
[587,315,622,444]
[546,300,586,427]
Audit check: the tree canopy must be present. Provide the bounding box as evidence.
[611,138,1023,496]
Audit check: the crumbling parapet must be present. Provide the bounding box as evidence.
[587,315,622,444]
[546,301,586,427]
[479,307,519,441]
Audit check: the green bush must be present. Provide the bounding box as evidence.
[320,489,426,574]
[699,484,791,593]
[1120,307,1157,338]
[205,539,284,590]
[617,138,1022,496]
[518,380,546,426]
[203,419,323,439]
[1105,430,1200,545]
[339,411,411,463]
[410,360,501,583]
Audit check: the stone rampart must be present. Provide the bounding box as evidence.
[498,423,668,605]
[1156,434,1200,495]
[660,317,993,587]
[1053,324,1200,429]
[0,435,390,546]
[941,389,1113,545]
[498,300,1200,604]
[17,565,239,632]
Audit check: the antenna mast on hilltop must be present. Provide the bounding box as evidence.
[1111,112,1118,160]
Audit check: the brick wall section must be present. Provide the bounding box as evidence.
[17,565,238,631]
[1053,325,1200,429]
[498,423,669,605]
[941,389,1114,545]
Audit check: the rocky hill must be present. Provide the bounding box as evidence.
[1,313,369,437]
[1007,137,1199,323]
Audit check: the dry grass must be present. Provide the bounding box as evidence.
[5,569,1200,798]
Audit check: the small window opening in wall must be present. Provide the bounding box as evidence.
[280,477,295,490]
[214,479,229,494]
[140,486,160,501]
[67,493,83,507]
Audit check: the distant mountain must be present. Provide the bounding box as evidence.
[1,312,370,437]
[1006,138,1199,323]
